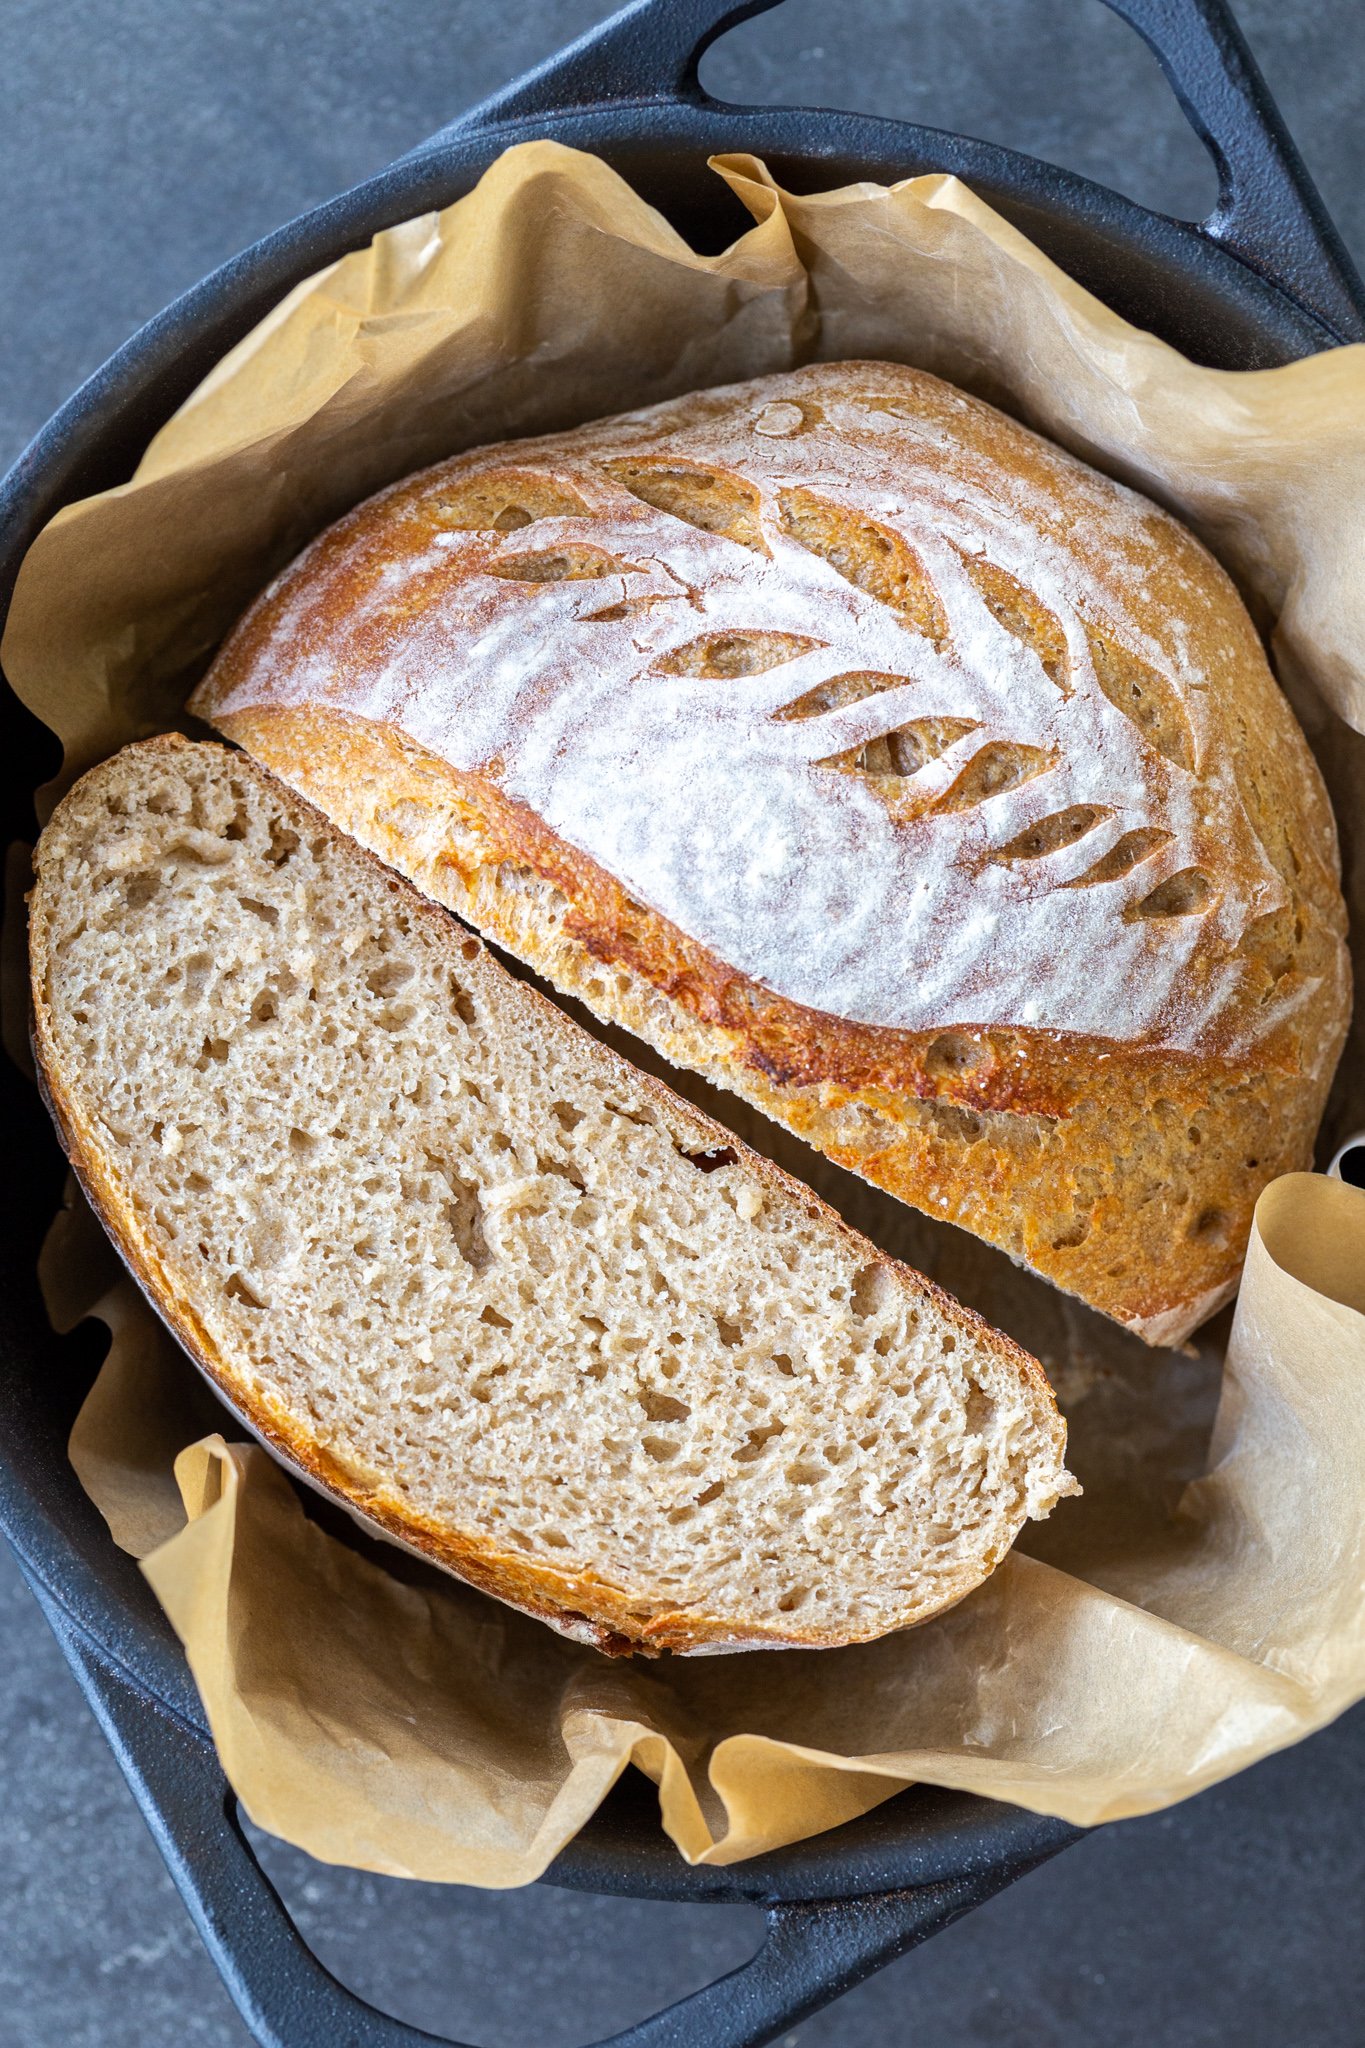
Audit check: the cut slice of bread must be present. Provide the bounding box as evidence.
[30,737,1074,1654]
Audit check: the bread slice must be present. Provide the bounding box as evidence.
[191,360,1350,1346]
[30,737,1073,1654]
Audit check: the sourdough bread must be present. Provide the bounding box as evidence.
[191,361,1351,1345]
[30,738,1073,1654]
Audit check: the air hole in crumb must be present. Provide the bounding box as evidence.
[638,1387,691,1424]
[480,1305,512,1330]
[196,1036,230,1068]
[965,1385,997,1434]
[736,1421,785,1463]
[607,1101,656,1130]
[553,1101,584,1133]
[183,953,213,999]
[238,896,279,925]
[642,1435,680,1463]
[448,977,477,1027]
[1051,1218,1091,1250]
[785,1460,825,1487]
[678,1143,736,1173]
[542,1529,570,1549]
[777,1589,809,1612]
[772,1352,796,1377]
[850,1263,893,1318]
[123,871,161,908]
[537,1153,586,1191]
[715,1317,743,1348]
[250,989,278,1025]
[366,959,415,998]
[436,1172,491,1273]
[266,822,299,866]
[288,1127,316,1155]
[695,1480,726,1508]
[942,1333,957,1355]
[224,1274,268,1310]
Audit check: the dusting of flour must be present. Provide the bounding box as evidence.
[209,368,1294,1051]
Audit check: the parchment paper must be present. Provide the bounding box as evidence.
[5,141,1365,1880]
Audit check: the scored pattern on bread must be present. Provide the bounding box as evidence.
[192,363,1349,1343]
[29,739,1074,1655]
[197,364,1338,1054]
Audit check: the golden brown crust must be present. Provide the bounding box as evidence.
[192,362,1351,1345]
[30,734,1065,1656]
[212,703,1332,1343]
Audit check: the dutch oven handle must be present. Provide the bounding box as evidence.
[448,0,1365,343]
[49,1593,1038,2048]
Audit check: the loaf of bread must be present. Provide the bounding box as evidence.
[192,361,1351,1344]
[30,738,1073,1654]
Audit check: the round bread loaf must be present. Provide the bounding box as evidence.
[193,362,1351,1344]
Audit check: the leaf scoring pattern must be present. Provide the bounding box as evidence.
[213,369,1296,1050]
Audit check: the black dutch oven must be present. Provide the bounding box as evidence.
[0,4,1361,2044]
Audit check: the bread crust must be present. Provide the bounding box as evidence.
[30,735,1068,1655]
[192,362,1350,1345]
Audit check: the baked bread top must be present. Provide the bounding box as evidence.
[194,362,1351,1338]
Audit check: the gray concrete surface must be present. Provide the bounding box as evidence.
[1,3,1363,2043]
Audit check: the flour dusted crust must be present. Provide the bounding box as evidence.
[193,363,1351,1343]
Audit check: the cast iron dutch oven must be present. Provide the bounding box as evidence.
[1,3,1361,2043]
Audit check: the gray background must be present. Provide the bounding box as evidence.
[1,3,1363,2043]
